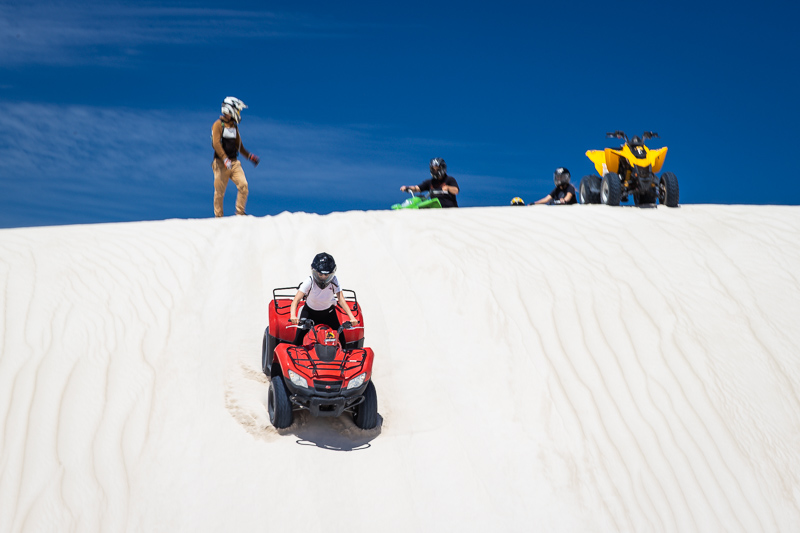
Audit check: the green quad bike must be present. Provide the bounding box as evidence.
[391,191,442,210]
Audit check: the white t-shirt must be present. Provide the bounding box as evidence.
[299,276,341,311]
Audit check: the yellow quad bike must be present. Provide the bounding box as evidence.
[580,131,679,207]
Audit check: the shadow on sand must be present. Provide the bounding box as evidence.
[278,411,384,451]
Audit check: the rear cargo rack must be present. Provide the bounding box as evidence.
[271,286,359,314]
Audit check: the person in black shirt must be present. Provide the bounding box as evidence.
[399,158,460,208]
[532,167,576,205]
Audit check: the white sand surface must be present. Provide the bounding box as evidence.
[1,205,799,532]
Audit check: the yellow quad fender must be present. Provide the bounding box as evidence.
[586,145,669,175]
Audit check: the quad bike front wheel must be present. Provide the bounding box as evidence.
[601,173,622,206]
[659,172,679,207]
[579,175,601,204]
[268,376,293,429]
[353,381,378,430]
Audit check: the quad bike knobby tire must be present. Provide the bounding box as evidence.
[579,175,601,204]
[601,172,622,206]
[262,327,278,376]
[268,375,293,429]
[353,381,378,430]
[659,172,680,207]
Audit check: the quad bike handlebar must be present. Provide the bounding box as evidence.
[288,318,316,330]
[338,321,362,333]
[289,318,362,336]
[606,131,660,142]
[403,189,449,198]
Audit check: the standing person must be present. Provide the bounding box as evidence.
[211,96,261,217]
[532,167,577,205]
[290,253,359,345]
[399,157,460,208]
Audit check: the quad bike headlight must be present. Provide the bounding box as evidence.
[288,370,308,389]
[346,372,367,390]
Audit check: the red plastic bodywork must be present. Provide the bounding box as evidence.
[273,325,374,389]
[267,289,370,389]
[268,295,364,345]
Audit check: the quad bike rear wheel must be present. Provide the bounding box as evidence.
[601,173,622,206]
[262,327,278,376]
[268,376,293,429]
[659,172,680,207]
[579,175,601,204]
[353,381,378,430]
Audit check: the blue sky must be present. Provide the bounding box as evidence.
[1,0,798,228]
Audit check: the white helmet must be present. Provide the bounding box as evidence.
[221,96,247,124]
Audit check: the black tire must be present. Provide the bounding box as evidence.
[262,327,278,376]
[353,381,378,430]
[659,172,680,207]
[601,172,622,206]
[268,376,293,429]
[579,175,601,204]
[261,329,268,374]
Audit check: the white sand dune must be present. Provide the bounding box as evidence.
[1,205,799,532]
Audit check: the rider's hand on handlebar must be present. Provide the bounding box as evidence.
[290,317,299,325]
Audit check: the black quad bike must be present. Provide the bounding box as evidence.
[580,131,679,207]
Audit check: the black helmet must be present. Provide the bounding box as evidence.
[554,167,570,187]
[429,157,447,180]
[311,252,337,288]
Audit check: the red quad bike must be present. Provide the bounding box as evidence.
[261,287,378,430]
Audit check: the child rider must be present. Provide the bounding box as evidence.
[289,252,359,345]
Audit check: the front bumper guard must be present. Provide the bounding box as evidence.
[290,394,365,417]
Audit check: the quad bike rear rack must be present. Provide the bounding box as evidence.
[271,286,359,315]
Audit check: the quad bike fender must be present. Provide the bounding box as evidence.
[585,150,608,176]
[336,300,364,345]
[391,196,441,209]
[272,342,295,374]
[269,299,305,342]
[586,149,624,175]
[603,148,624,174]
[391,196,423,209]
[350,347,375,385]
[649,147,668,173]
